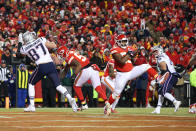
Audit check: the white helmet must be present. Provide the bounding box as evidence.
[115,34,128,49]
[22,31,37,44]
[152,45,164,58]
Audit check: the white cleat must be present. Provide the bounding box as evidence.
[81,104,88,110]
[174,101,181,112]
[104,102,111,116]
[151,107,160,114]
[69,98,78,112]
[24,105,36,112]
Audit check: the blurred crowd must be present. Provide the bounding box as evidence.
[0,0,195,107]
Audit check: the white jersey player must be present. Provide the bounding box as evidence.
[151,45,181,114]
[18,31,78,112]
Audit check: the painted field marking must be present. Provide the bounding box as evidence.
[0,116,12,118]
[0,125,196,128]
[0,119,195,123]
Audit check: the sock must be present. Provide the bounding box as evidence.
[81,101,86,105]
[111,97,120,110]
[56,85,72,101]
[95,86,107,101]
[109,94,116,105]
[147,67,158,79]
[28,84,35,106]
[73,86,84,101]
[164,93,176,103]
[157,95,164,107]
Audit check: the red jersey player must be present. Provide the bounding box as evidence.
[57,46,111,115]
[108,34,158,111]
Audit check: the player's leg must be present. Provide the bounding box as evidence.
[25,67,42,112]
[101,76,119,112]
[74,68,91,109]
[90,68,111,115]
[101,76,115,92]
[128,64,157,80]
[111,96,120,113]
[47,63,78,112]
[152,94,164,114]
[108,72,129,105]
[162,74,181,112]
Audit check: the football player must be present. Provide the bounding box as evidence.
[17,31,78,112]
[151,45,181,114]
[57,46,111,116]
[108,34,158,111]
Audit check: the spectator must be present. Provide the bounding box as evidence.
[0,60,10,107]
[7,66,16,107]
[90,50,106,70]
[166,45,179,65]
[60,66,74,107]
[82,81,94,107]
[177,48,189,68]
[1,48,11,65]
[16,64,30,107]
[41,76,56,107]
[136,72,148,107]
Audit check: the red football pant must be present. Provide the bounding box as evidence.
[73,86,84,102]
[95,86,108,102]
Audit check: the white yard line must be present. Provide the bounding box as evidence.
[0,119,195,123]
[0,125,196,128]
[0,116,12,118]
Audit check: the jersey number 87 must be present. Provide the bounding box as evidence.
[28,43,46,61]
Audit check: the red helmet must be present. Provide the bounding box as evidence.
[115,34,128,49]
[57,46,68,60]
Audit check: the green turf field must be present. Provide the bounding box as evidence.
[0,107,194,117]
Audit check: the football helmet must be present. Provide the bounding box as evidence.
[22,31,37,45]
[57,46,68,60]
[152,45,164,58]
[115,34,128,49]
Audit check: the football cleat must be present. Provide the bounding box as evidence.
[104,102,111,116]
[69,98,78,112]
[24,105,36,112]
[151,107,160,114]
[81,104,88,110]
[174,101,181,112]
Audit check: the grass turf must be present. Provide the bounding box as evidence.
[0,107,194,117]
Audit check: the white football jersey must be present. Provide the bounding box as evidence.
[20,37,53,65]
[157,53,176,73]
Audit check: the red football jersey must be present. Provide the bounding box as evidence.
[110,46,133,72]
[66,51,90,68]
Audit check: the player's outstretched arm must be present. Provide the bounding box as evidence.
[112,53,130,65]
[16,42,25,58]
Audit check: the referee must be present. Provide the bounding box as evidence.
[0,60,10,107]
